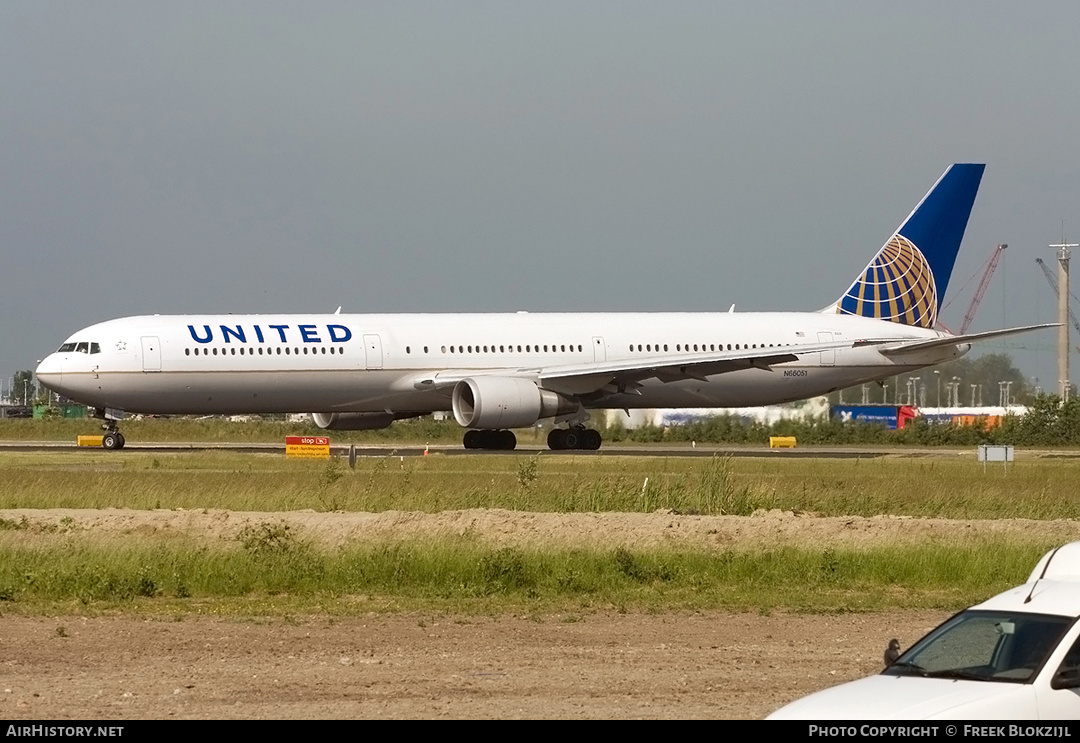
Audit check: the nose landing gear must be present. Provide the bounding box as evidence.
[101,428,126,450]
[92,407,127,450]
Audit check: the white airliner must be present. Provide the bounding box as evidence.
[35,164,1052,451]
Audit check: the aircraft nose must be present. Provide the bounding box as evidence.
[35,354,63,389]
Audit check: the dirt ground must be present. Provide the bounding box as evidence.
[5,506,1080,551]
[3,507,1077,719]
[0,610,947,719]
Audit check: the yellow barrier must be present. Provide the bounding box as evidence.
[77,435,104,447]
[769,436,796,448]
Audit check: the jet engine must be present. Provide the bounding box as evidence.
[451,377,577,429]
[310,412,398,430]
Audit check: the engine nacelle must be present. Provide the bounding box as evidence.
[311,412,397,430]
[452,377,576,429]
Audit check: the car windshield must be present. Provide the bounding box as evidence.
[884,610,1074,684]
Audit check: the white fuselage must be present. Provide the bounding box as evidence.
[35,311,965,418]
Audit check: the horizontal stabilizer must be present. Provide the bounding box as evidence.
[869,323,1059,356]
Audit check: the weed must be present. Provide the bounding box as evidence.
[613,547,676,583]
[320,458,345,488]
[238,522,302,557]
[516,456,540,489]
[820,549,841,582]
[136,568,158,598]
[481,548,531,593]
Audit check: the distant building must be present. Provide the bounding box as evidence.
[605,397,831,429]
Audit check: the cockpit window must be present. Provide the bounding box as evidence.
[57,341,101,354]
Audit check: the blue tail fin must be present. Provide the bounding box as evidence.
[833,163,985,328]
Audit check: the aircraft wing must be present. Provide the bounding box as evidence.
[410,339,854,396]
[860,323,1059,357]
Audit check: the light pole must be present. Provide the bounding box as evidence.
[934,370,941,408]
[1051,240,1076,401]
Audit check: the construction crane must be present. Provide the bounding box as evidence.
[958,243,1008,334]
[1035,257,1080,350]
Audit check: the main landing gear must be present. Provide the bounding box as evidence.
[460,426,604,452]
[462,429,517,450]
[547,426,602,451]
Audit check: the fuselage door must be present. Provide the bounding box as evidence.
[141,336,161,372]
[592,336,606,363]
[363,334,383,370]
[817,332,835,367]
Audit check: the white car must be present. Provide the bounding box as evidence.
[768,542,1080,719]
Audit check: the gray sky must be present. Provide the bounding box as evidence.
[3,2,1079,395]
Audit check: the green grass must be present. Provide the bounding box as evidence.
[2,450,1080,519]
[3,449,1078,615]
[0,529,1056,614]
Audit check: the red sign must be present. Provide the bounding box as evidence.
[285,436,330,446]
[285,435,331,458]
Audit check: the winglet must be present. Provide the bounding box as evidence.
[832,164,985,329]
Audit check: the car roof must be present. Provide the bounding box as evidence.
[957,542,1080,618]
[973,580,1080,618]
[1028,542,1080,583]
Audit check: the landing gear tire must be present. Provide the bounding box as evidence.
[102,432,125,450]
[547,427,602,451]
[462,429,517,451]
